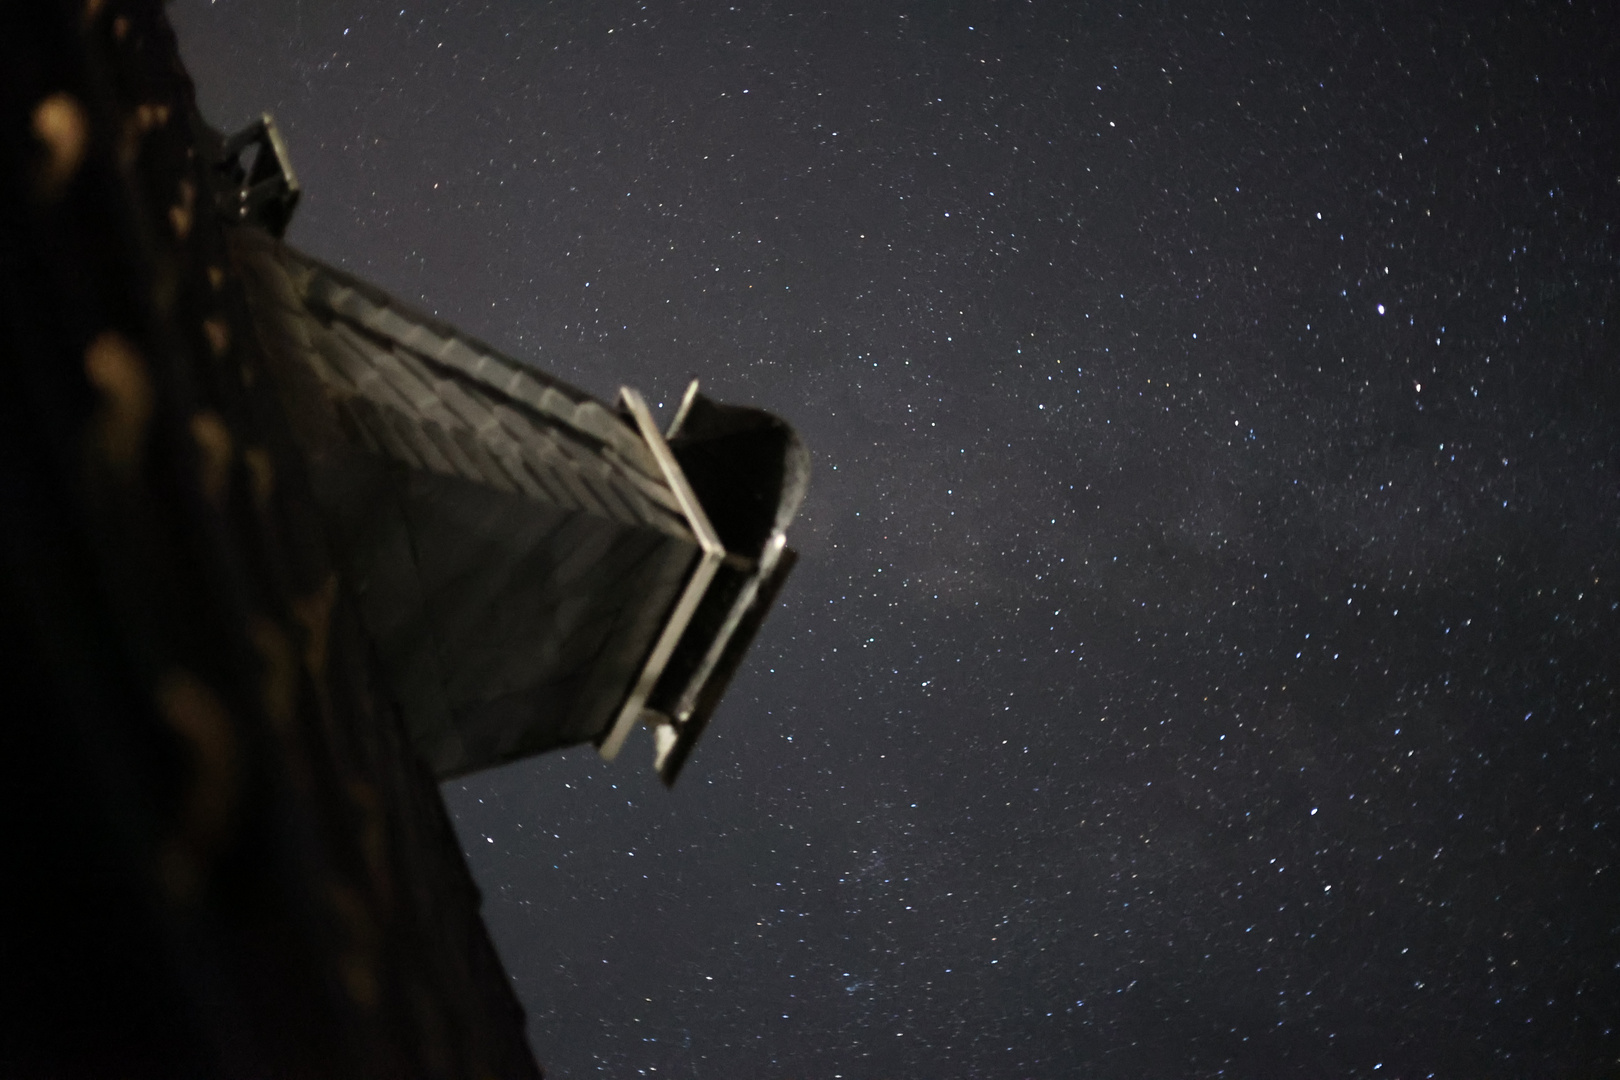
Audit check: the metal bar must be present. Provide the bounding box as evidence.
[668,532,785,728]
[665,378,701,439]
[597,387,724,761]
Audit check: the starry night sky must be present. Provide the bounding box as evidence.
[169,2,1618,1076]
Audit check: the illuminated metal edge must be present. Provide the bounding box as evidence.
[670,532,786,726]
[260,113,301,198]
[654,545,797,786]
[655,534,778,733]
[666,378,701,440]
[652,531,786,780]
[596,386,725,761]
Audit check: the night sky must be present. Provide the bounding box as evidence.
[169,2,1618,1076]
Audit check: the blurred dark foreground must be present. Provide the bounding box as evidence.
[0,3,542,1075]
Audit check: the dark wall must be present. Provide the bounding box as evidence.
[0,3,540,1076]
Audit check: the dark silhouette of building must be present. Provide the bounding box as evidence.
[0,3,803,1076]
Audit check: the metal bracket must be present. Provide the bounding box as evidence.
[667,531,784,731]
[214,113,300,237]
[597,387,725,762]
[651,530,786,780]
